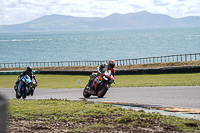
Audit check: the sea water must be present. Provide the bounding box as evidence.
[0,27,199,63]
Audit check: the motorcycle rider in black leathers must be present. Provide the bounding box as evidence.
[14,67,38,95]
[86,59,115,92]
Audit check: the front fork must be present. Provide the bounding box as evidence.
[17,82,30,95]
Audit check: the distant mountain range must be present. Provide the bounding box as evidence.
[0,11,200,32]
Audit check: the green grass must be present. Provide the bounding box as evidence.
[8,99,200,132]
[5,73,200,132]
[116,73,200,87]
[0,73,200,88]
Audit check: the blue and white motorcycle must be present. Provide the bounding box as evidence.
[14,75,35,99]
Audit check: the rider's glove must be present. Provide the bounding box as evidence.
[98,71,102,75]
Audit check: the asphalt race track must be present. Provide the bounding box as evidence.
[0,86,200,109]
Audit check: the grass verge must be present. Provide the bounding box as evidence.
[0,73,200,88]
[8,99,200,132]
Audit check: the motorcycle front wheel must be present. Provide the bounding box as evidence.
[83,86,91,98]
[97,83,108,98]
[22,87,27,99]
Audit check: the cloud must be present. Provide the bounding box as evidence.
[151,0,200,17]
[153,0,170,6]
[0,0,199,25]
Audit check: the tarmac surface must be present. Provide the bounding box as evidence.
[1,86,200,120]
[1,86,200,109]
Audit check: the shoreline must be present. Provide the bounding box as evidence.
[0,60,199,72]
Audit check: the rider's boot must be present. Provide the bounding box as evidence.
[16,84,21,96]
[86,80,95,94]
[14,81,19,92]
[87,76,94,89]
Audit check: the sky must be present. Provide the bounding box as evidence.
[0,0,200,25]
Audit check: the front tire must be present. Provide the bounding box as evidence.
[22,87,27,99]
[83,86,91,98]
[97,83,108,98]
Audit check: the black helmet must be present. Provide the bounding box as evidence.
[108,59,115,68]
[26,67,32,73]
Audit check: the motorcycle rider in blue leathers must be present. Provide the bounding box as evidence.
[14,67,38,95]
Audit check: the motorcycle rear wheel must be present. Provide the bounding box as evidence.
[31,87,35,96]
[83,86,91,98]
[97,83,108,98]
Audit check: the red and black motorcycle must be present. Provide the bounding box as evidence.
[83,70,115,98]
